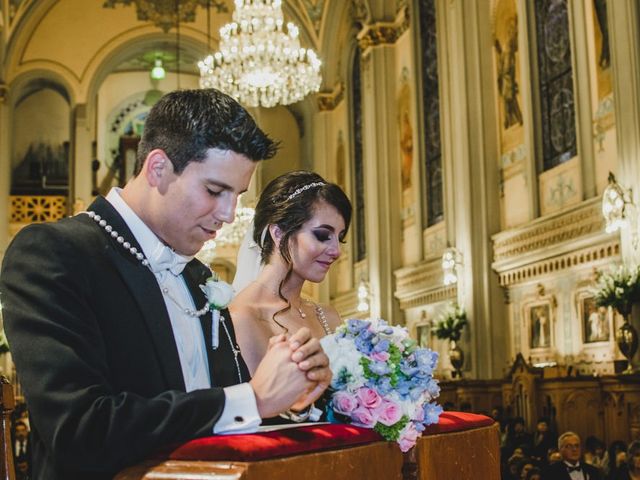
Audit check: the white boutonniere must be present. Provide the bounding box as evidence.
[200,274,235,349]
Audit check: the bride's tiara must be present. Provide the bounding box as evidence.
[286,182,325,201]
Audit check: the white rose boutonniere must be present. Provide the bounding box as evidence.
[200,274,235,349]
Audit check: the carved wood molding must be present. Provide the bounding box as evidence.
[356,5,409,51]
[394,258,457,310]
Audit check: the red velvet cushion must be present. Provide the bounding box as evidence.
[169,424,382,462]
[424,412,495,434]
[168,412,495,462]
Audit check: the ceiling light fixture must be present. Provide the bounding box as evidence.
[198,0,322,108]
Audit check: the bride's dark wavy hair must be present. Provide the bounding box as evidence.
[253,170,352,328]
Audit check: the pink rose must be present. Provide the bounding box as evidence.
[351,406,377,428]
[371,351,390,362]
[375,400,402,426]
[333,391,358,414]
[356,387,382,409]
[398,423,420,452]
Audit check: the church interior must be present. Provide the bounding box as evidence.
[1,0,640,478]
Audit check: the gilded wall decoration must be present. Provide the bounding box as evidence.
[592,0,612,101]
[493,0,524,153]
[398,68,415,227]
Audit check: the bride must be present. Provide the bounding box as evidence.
[230,171,352,375]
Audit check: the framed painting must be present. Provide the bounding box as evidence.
[528,302,552,349]
[580,295,610,343]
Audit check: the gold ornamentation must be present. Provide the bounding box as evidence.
[102,0,227,33]
[356,5,409,51]
[10,195,67,223]
[317,82,345,111]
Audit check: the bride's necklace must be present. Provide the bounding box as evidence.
[253,281,331,334]
[84,210,244,382]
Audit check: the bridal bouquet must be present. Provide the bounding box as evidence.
[320,318,443,452]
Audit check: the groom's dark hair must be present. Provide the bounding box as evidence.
[135,88,278,175]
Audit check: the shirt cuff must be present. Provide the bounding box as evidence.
[213,383,261,434]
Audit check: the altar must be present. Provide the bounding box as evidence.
[115,412,499,480]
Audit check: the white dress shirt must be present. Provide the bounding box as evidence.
[106,188,260,433]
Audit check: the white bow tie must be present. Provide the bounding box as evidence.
[148,244,193,276]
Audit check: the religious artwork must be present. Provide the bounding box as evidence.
[494,16,523,130]
[417,324,431,349]
[581,295,610,343]
[398,70,416,228]
[592,0,612,100]
[492,0,525,156]
[529,303,551,349]
[398,75,413,192]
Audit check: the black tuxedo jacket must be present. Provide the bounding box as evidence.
[543,461,603,480]
[0,196,250,479]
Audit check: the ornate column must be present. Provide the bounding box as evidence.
[357,8,408,322]
[608,0,640,263]
[0,83,10,257]
[72,104,93,212]
[439,0,505,378]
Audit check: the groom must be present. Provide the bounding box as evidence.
[0,89,331,480]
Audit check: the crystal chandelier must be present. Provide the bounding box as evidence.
[198,0,322,108]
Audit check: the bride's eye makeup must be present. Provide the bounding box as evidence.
[312,229,332,242]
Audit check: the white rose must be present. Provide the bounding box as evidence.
[200,278,234,309]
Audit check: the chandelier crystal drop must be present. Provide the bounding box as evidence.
[198,0,322,108]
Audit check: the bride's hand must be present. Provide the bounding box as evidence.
[287,328,332,406]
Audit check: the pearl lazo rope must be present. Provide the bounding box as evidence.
[286,182,325,201]
[82,210,244,382]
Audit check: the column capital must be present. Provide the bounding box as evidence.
[317,82,344,112]
[356,5,409,52]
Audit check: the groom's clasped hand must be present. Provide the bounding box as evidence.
[249,327,331,418]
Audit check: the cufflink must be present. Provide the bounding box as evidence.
[234,416,244,423]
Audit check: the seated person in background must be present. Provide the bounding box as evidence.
[230,171,352,375]
[0,88,331,480]
[584,435,608,475]
[548,447,563,465]
[610,441,640,480]
[13,420,31,480]
[543,431,603,480]
[532,416,557,465]
[608,440,629,479]
[525,466,542,480]
[504,417,533,458]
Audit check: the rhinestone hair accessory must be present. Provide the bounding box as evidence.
[286,182,325,201]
